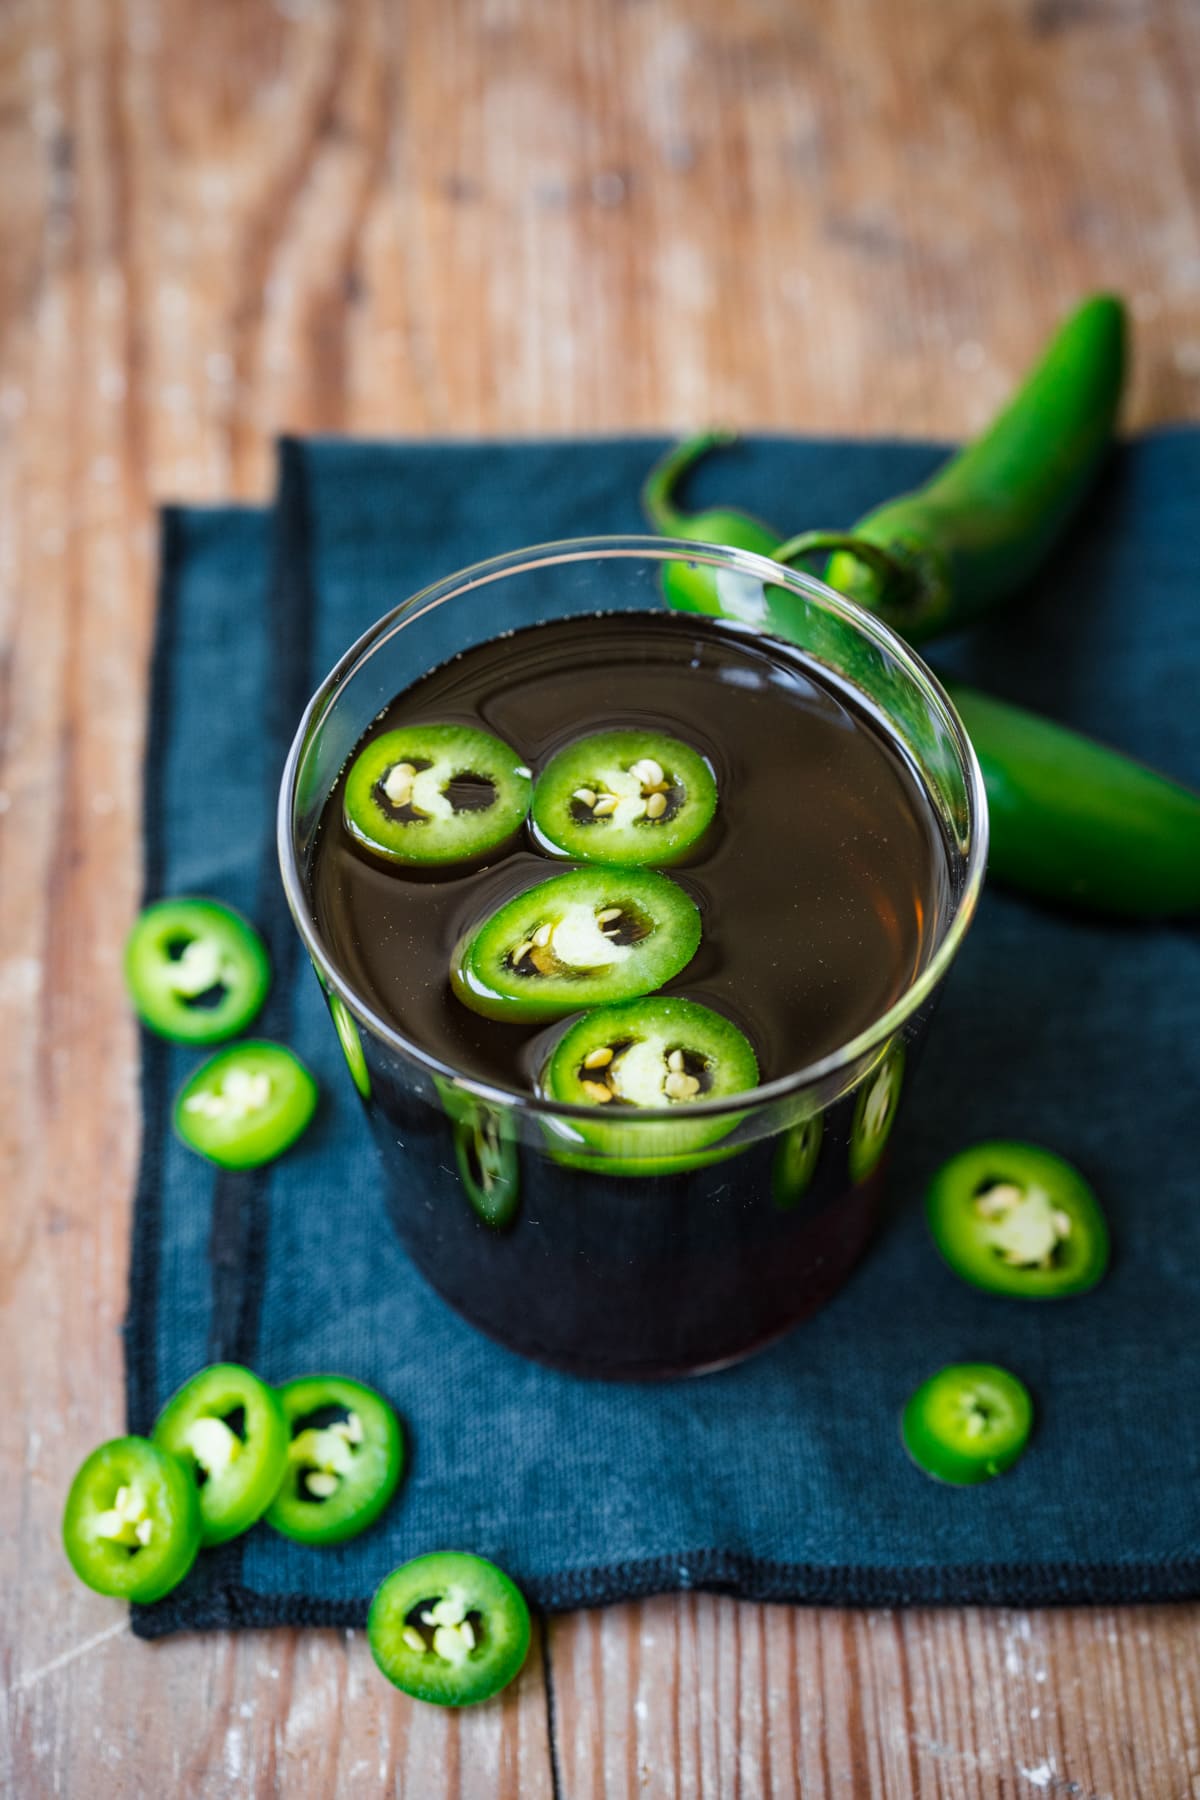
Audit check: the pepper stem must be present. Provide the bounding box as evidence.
[641,430,737,533]
[771,530,907,591]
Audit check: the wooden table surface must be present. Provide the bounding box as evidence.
[3,1,1199,1794]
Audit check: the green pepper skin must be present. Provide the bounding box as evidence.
[815,295,1127,641]
[949,684,1200,917]
[641,430,783,615]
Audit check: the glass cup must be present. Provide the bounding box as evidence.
[279,539,987,1379]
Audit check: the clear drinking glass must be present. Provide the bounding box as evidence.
[278,539,987,1379]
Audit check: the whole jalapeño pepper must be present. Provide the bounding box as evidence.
[779,294,1126,640]
[945,685,1200,917]
[641,296,1200,917]
[640,431,784,615]
[645,295,1127,643]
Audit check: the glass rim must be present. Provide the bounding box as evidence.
[277,535,989,1122]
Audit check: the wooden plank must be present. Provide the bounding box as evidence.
[548,1601,1200,1797]
[2,0,1199,1793]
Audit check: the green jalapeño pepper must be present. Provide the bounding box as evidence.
[641,297,1200,919]
[641,430,784,615]
[776,294,1127,641]
[643,297,1126,641]
[947,685,1200,917]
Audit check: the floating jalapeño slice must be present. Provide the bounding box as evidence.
[532,728,717,865]
[451,867,702,1024]
[344,725,531,868]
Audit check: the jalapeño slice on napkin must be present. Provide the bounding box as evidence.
[541,996,757,1170]
[532,728,717,864]
[62,1437,202,1602]
[926,1141,1110,1297]
[451,867,702,1023]
[174,1042,318,1169]
[125,898,270,1044]
[152,1363,288,1545]
[344,725,531,868]
[772,1111,825,1209]
[847,1042,905,1181]
[368,1552,531,1707]
[434,1076,521,1228]
[902,1363,1034,1486]
[267,1375,404,1545]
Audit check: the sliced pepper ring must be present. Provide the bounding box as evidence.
[62,1436,202,1602]
[926,1140,1109,1297]
[901,1362,1034,1486]
[772,1110,825,1209]
[435,1076,521,1229]
[344,724,531,869]
[152,1363,288,1545]
[451,867,702,1024]
[539,995,758,1172]
[173,1041,318,1169]
[847,1041,905,1182]
[330,993,372,1100]
[266,1375,404,1545]
[532,728,718,866]
[124,898,270,1045]
[368,1551,531,1707]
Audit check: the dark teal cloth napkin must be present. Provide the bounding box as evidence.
[126,432,1200,1636]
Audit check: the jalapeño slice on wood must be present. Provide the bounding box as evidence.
[62,1437,202,1602]
[368,1551,531,1707]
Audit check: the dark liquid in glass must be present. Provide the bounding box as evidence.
[304,612,953,1377]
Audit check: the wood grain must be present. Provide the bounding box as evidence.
[3,0,1199,1793]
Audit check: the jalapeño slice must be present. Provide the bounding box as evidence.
[901,1363,1034,1486]
[540,996,757,1170]
[152,1363,288,1545]
[173,1042,318,1169]
[926,1140,1110,1298]
[368,1551,531,1707]
[330,993,372,1100]
[847,1041,905,1182]
[772,1110,825,1210]
[451,867,702,1024]
[344,725,531,869]
[266,1375,404,1546]
[532,729,717,866]
[124,898,270,1045]
[62,1436,202,1602]
[435,1076,521,1228]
